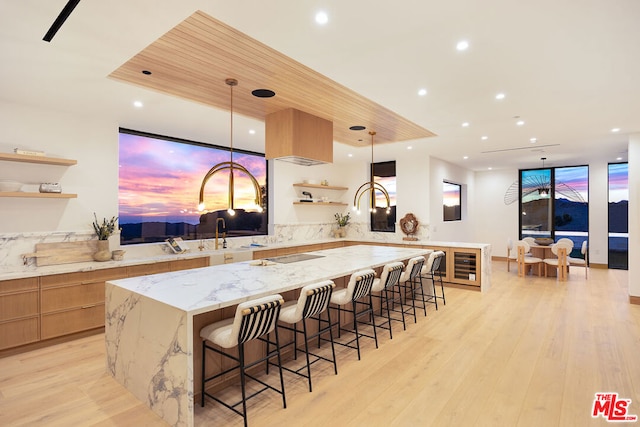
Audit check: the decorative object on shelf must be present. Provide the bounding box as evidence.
[351,131,391,214]
[39,182,62,193]
[197,78,263,216]
[14,148,45,157]
[321,179,329,186]
[112,249,126,261]
[333,212,350,238]
[400,213,419,241]
[92,213,118,261]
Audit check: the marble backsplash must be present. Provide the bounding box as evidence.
[0,221,429,269]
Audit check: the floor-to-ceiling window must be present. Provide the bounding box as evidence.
[519,165,588,256]
[608,163,628,269]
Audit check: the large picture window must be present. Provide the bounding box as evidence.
[370,161,396,232]
[519,165,588,256]
[118,129,267,244]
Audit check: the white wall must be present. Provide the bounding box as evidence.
[429,157,475,242]
[0,101,118,234]
[473,169,519,258]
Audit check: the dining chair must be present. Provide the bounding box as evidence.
[568,240,588,278]
[515,240,542,277]
[543,243,571,280]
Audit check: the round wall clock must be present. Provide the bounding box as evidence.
[400,213,419,241]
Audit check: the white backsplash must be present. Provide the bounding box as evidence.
[0,221,430,270]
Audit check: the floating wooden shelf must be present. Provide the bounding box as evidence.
[0,192,77,199]
[0,152,77,166]
[293,202,348,206]
[293,183,348,191]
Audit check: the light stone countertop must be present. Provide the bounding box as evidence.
[0,237,489,281]
[106,244,433,315]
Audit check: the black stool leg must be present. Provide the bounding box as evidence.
[351,301,361,360]
[238,344,248,427]
[302,319,313,392]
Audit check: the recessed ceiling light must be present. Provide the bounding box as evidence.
[481,136,488,140]
[463,156,469,160]
[349,125,366,131]
[315,11,328,25]
[249,129,256,135]
[407,146,413,150]
[251,89,276,98]
[495,93,505,100]
[462,122,470,127]
[348,153,353,158]
[141,70,152,75]
[616,157,623,161]
[418,88,427,96]
[516,120,525,126]
[488,167,493,170]
[611,127,621,133]
[133,101,143,108]
[456,40,469,51]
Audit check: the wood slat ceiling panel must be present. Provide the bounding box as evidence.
[109,10,436,147]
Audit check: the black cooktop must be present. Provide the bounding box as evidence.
[265,253,325,264]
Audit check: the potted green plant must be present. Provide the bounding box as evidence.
[334,212,350,237]
[92,213,118,261]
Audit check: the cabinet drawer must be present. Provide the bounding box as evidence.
[41,304,104,340]
[41,282,104,313]
[0,277,38,294]
[0,290,39,321]
[0,317,39,350]
[41,267,128,288]
[169,257,208,271]
[127,262,170,277]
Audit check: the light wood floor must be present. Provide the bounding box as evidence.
[1,262,639,426]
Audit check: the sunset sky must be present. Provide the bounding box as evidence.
[118,132,266,224]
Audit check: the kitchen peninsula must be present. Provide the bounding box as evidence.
[105,244,432,427]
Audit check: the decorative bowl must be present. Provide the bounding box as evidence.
[534,237,554,246]
[0,180,22,192]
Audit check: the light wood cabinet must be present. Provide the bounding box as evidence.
[0,277,39,350]
[40,267,128,340]
[423,245,481,287]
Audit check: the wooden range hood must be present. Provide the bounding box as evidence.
[265,108,333,166]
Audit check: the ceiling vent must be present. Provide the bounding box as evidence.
[265,108,333,166]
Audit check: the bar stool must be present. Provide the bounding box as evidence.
[200,294,286,427]
[277,280,337,392]
[329,269,377,360]
[421,251,446,310]
[399,256,427,322]
[370,261,405,338]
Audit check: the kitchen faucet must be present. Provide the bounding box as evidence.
[215,217,226,250]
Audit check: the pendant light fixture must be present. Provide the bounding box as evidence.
[352,131,391,214]
[197,78,263,215]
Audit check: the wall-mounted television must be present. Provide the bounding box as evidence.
[118,128,268,245]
